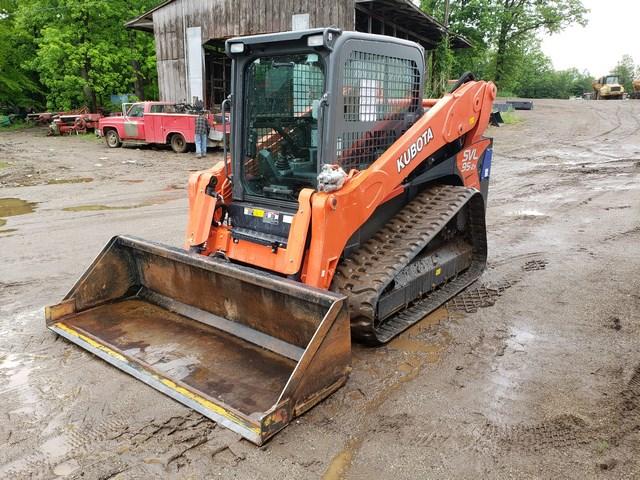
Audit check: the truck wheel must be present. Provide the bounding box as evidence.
[170,133,188,153]
[105,130,122,148]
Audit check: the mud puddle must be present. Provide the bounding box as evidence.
[0,197,37,234]
[119,179,145,184]
[0,352,40,412]
[0,197,37,217]
[323,308,450,480]
[46,177,93,185]
[63,204,142,212]
[509,208,547,218]
[63,197,171,212]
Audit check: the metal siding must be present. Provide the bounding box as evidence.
[154,0,188,102]
[153,0,355,41]
[151,0,356,101]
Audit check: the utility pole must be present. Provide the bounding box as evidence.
[444,0,450,27]
[436,0,451,95]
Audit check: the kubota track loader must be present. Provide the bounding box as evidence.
[46,28,496,445]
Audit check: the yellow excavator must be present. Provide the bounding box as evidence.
[46,28,496,445]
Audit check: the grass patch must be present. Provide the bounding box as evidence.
[501,111,523,125]
[0,120,34,131]
[0,161,9,170]
[75,132,101,142]
[596,439,609,454]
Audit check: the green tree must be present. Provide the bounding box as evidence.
[421,0,497,92]
[493,0,588,85]
[0,0,42,111]
[14,0,157,112]
[423,0,499,81]
[612,54,636,93]
[499,38,595,100]
[420,0,588,95]
[570,69,595,97]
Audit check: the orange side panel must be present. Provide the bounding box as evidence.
[185,171,216,248]
[184,160,232,249]
[204,189,314,276]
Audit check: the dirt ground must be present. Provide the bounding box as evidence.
[1,99,639,479]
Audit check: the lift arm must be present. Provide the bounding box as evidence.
[303,80,496,288]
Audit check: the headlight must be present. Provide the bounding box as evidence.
[307,34,324,47]
[229,43,245,53]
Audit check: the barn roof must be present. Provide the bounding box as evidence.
[125,0,170,32]
[125,0,471,49]
[355,0,470,49]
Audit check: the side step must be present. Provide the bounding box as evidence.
[45,236,350,445]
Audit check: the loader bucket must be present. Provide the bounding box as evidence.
[45,236,350,445]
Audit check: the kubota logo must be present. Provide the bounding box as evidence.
[397,128,434,173]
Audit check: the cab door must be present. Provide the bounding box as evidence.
[144,104,165,143]
[123,103,146,140]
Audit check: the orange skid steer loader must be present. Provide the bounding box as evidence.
[46,28,496,445]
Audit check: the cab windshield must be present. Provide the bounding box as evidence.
[242,53,324,202]
[605,76,620,85]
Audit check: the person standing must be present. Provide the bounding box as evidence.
[194,111,209,158]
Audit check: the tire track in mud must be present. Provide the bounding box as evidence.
[322,253,549,479]
[590,104,623,139]
[0,411,216,479]
[604,225,640,242]
[447,253,548,314]
[607,364,640,447]
[445,253,603,456]
[322,307,452,480]
[502,103,640,170]
[589,102,640,142]
[474,413,593,454]
[0,413,130,480]
[472,363,640,456]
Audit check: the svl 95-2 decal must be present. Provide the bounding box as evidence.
[456,140,491,191]
[461,148,479,172]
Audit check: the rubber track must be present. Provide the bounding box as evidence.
[331,184,487,345]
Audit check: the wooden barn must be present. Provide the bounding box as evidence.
[126,0,469,109]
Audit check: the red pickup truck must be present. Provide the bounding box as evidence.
[97,101,228,153]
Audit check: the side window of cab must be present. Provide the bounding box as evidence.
[128,104,145,117]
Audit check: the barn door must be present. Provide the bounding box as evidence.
[187,27,204,104]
